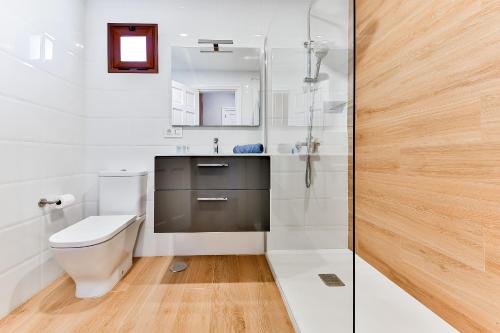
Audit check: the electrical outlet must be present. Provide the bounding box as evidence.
[163,126,183,138]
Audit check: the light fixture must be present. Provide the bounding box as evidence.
[179,33,188,37]
[254,34,263,37]
[198,39,233,53]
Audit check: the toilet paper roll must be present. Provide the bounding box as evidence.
[54,194,75,209]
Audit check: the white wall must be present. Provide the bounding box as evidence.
[0,0,86,319]
[84,0,269,256]
[200,91,236,125]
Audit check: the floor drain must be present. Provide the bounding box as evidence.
[319,274,345,287]
[169,261,188,273]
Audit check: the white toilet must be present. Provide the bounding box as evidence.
[49,170,147,298]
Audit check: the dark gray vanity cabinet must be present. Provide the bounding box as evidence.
[154,156,270,233]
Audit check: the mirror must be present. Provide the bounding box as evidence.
[171,47,261,127]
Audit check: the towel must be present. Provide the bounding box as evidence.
[233,143,264,154]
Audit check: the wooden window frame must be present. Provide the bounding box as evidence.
[107,23,158,73]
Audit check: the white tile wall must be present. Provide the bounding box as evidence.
[0,0,86,319]
[268,155,349,250]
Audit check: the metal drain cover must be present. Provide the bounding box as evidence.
[169,261,188,273]
[319,274,345,287]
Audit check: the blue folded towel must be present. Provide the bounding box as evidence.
[233,143,264,154]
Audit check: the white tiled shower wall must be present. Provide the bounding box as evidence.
[0,0,87,318]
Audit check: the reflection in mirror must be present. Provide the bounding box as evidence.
[171,47,261,127]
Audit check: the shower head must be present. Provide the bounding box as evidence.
[314,48,329,61]
[304,47,329,83]
[313,48,328,81]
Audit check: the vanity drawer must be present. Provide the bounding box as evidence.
[155,156,270,190]
[154,189,270,232]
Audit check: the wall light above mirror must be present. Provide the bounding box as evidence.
[171,47,262,127]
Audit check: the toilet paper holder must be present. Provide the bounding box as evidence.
[38,198,62,208]
[38,194,75,208]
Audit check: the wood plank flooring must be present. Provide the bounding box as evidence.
[0,256,295,333]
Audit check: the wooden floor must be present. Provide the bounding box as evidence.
[0,256,295,333]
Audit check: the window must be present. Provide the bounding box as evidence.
[107,23,158,73]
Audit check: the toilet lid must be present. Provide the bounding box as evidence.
[49,215,137,248]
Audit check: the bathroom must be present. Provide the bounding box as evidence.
[0,0,498,332]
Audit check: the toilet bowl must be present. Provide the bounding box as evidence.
[49,215,144,298]
[49,170,147,298]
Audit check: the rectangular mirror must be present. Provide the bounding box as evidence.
[171,47,262,127]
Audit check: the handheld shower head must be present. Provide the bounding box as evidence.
[314,47,329,61]
[313,47,329,80]
[304,47,329,83]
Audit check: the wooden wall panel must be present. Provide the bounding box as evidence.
[355,1,500,331]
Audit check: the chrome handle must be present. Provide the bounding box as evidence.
[197,163,229,167]
[197,197,228,201]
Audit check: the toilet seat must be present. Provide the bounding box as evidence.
[49,215,137,248]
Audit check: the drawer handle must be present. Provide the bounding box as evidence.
[197,163,229,167]
[197,197,228,201]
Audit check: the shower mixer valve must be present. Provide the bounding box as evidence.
[295,138,320,153]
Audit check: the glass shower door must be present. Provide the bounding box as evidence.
[264,1,353,331]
